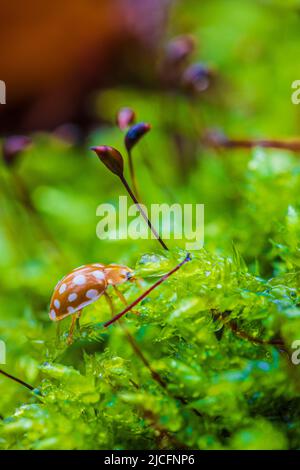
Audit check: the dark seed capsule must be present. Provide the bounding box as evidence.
[53,123,82,146]
[90,145,124,177]
[182,63,212,93]
[2,135,31,166]
[203,129,229,148]
[125,122,151,152]
[117,107,136,131]
[165,35,196,66]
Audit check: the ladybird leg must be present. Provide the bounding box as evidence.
[104,292,115,316]
[113,286,140,315]
[76,309,82,330]
[55,322,61,346]
[67,315,77,345]
[134,278,144,290]
[113,285,126,305]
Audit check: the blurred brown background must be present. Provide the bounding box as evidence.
[0,0,171,134]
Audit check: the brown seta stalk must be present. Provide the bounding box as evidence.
[0,368,34,391]
[104,252,191,327]
[90,145,169,251]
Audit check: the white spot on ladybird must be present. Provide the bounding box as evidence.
[86,289,99,299]
[67,306,75,313]
[92,270,105,280]
[50,310,56,320]
[59,283,67,294]
[54,299,60,309]
[68,293,77,302]
[73,274,86,285]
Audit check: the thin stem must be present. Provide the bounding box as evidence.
[120,174,169,251]
[127,149,141,200]
[212,309,287,352]
[104,292,167,388]
[122,323,167,389]
[142,409,189,449]
[206,136,300,153]
[104,253,191,327]
[228,319,287,350]
[0,368,34,391]
[106,282,201,419]
[124,326,201,418]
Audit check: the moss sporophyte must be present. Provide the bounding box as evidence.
[90,145,169,251]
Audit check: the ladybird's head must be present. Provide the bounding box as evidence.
[104,264,135,286]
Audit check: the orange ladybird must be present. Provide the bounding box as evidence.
[49,263,135,343]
